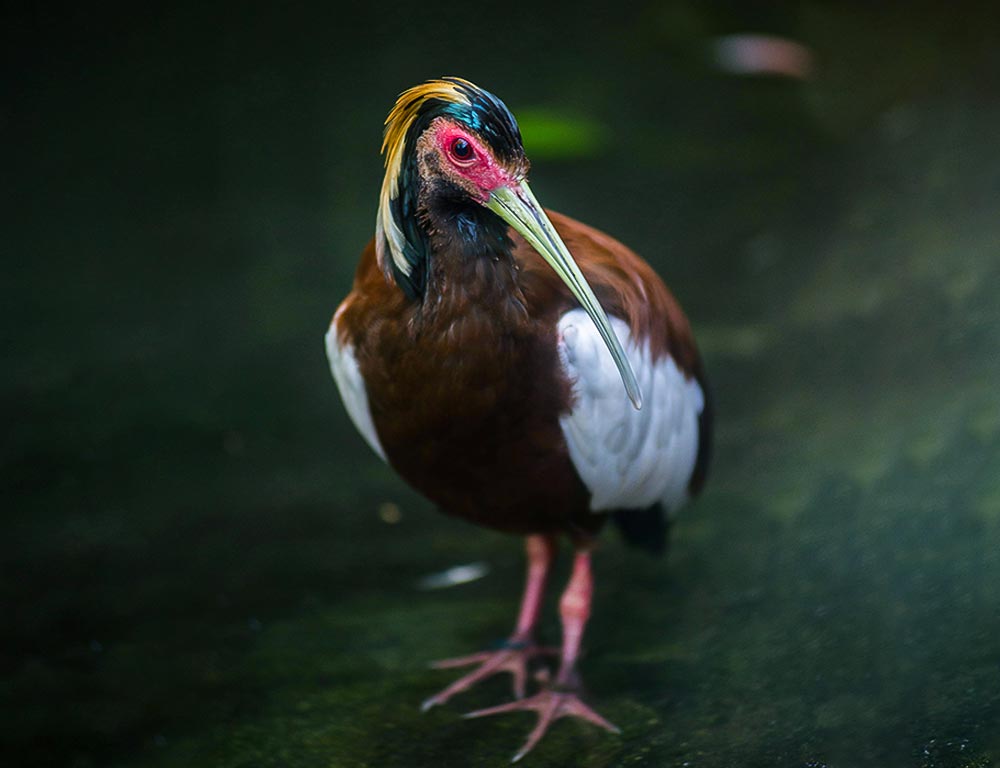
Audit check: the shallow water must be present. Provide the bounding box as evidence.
[5,3,1000,767]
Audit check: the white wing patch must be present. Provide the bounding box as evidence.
[325,308,387,462]
[557,309,704,513]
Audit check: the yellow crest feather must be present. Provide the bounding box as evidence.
[376,78,475,280]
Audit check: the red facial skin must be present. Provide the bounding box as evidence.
[430,120,520,202]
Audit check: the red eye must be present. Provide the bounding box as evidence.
[450,137,475,163]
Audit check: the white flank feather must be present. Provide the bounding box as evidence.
[557,309,704,513]
[325,310,387,462]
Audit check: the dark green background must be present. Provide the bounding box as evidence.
[5,2,1000,766]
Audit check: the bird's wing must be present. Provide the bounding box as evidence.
[557,308,705,513]
[325,304,387,462]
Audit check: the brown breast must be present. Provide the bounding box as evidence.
[333,209,706,539]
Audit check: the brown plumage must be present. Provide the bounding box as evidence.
[333,209,706,539]
[326,78,711,761]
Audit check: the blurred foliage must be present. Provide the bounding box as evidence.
[516,109,608,159]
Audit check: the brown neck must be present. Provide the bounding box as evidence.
[415,217,531,337]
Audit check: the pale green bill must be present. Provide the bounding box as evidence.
[487,182,643,410]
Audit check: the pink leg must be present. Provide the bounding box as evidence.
[515,534,557,640]
[465,548,619,761]
[554,548,592,687]
[422,535,558,711]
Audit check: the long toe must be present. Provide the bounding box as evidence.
[421,644,556,711]
[464,690,619,762]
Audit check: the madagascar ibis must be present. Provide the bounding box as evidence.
[326,77,711,760]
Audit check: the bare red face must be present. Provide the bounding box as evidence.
[428,119,521,203]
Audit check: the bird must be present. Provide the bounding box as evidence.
[326,77,711,761]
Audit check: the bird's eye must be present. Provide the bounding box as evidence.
[450,137,474,162]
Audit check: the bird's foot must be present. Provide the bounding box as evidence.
[464,688,620,763]
[421,640,557,711]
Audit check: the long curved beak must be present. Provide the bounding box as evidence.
[487,181,642,410]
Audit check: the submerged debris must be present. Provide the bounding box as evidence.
[417,562,490,590]
[711,34,813,79]
[378,502,402,524]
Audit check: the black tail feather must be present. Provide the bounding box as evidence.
[612,503,670,557]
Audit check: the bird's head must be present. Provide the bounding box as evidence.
[376,77,641,408]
